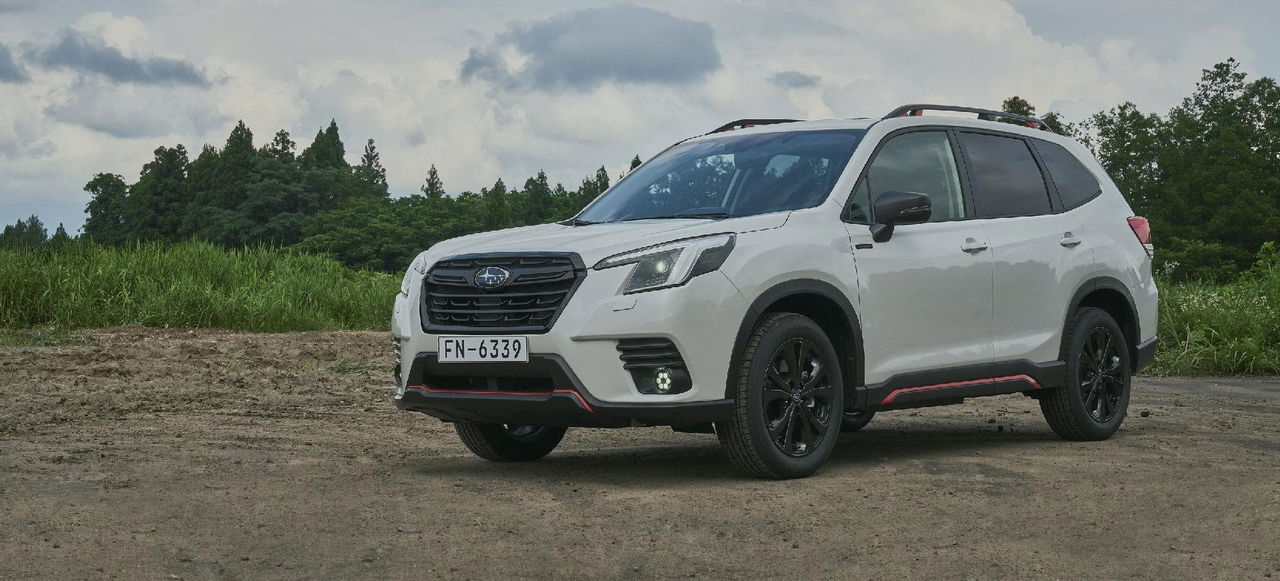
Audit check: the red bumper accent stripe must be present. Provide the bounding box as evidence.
[880,374,1041,405]
[406,385,595,414]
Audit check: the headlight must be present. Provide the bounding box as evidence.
[593,234,735,294]
[400,252,431,295]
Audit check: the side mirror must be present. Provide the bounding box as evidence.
[869,191,932,242]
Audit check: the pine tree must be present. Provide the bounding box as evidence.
[421,165,445,198]
[523,170,552,224]
[300,120,349,169]
[48,223,73,247]
[264,129,296,162]
[630,155,642,170]
[481,178,511,230]
[354,138,389,196]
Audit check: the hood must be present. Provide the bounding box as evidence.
[427,211,789,266]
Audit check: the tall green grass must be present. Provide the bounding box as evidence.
[1149,244,1280,375]
[0,241,397,332]
[2,241,1277,375]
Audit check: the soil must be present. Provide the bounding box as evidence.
[2,329,1278,579]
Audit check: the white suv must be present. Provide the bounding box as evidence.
[391,104,1159,479]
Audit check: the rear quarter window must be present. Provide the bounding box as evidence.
[1035,140,1102,209]
[958,132,1053,218]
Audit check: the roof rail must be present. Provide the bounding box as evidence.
[706,118,801,135]
[883,104,1054,132]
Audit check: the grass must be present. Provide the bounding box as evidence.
[1,240,1277,375]
[0,241,397,332]
[1148,266,1280,376]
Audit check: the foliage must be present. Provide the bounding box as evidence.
[1149,243,1280,375]
[0,241,395,332]
[0,215,47,249]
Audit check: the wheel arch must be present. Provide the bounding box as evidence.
[1065,277,1141,371]
[727,279,864,402]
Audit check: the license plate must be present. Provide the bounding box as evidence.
[437,336,529,363]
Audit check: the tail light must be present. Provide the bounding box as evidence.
[1127,216,1153,257]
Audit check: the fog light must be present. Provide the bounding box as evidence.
[655,367,674,393]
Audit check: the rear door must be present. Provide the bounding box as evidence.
[956,131,1094,364]
[843,129,995,384]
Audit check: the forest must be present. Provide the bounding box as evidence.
[3,59,1279,282]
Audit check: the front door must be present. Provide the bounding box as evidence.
[843,129,995,385]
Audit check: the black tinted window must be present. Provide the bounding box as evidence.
[1036,140,1101,209]
[959,132,1052,218]
[863,131,965,222]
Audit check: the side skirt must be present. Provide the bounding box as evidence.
[856,359,1066,411]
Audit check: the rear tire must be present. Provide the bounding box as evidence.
[1040,307,1132,440]
[840,410,875,433]
[454,422,567,461]
[717,313,844,479]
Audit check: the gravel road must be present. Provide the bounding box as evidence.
[2,329,1277,579]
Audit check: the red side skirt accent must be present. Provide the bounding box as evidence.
[406,385,595,414]
[880,374,1041,405]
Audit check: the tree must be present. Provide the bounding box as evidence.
[300,120,349,170]
[125,145,191,241]
[82,173,130,245]
[48,223,73,248]
[263,129,296,162]
[354,138,389,196]
[522,170,552,224]
[0,215,47,249]
[421,165,445,198]
[481,178,511,230]
[630,155,643,171]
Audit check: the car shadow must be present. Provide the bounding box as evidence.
[403,423,1063,485]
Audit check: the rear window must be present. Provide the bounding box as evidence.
[1036,141,1101,209]
[959,132,1052,218]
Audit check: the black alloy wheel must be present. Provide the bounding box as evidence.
[1079,326,1124,422]
[718,312,845,479]
[1040,307,1132,441]
[761,338,836,457]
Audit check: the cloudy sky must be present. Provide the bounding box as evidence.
[2,0,1277,233]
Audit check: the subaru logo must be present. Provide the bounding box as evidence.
[474,266,511,289]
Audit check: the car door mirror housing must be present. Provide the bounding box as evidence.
[870,191,932,242]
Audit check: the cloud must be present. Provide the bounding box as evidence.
[44,77,228,139]
[461,5,721,91]
[768,70,821,89]
[0,44,28,83]
[0,0,36,13]
[26,29,209,87]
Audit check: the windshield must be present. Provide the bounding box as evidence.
[575,129,866,223]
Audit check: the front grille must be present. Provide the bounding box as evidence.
[421,253,585,333]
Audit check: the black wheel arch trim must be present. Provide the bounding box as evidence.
[727,278,865,402]
[1064,276,1143,368]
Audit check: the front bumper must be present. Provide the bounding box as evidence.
[393,353,732,427]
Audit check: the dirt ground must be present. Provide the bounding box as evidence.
[1,329,1278,579]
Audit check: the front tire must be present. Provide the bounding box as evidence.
[717,313,844,479]
[1040,307,1132,440]
[454,422,567,461]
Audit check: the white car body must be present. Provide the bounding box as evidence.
[391,107,1158,475]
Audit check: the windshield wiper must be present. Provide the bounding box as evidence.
[621,212,730,221]
[566,218,600,226]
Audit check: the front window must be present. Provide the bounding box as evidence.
[576,129,866,223]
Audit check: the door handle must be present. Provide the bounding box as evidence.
[1059,235,1083,248]
[961,239,989,253]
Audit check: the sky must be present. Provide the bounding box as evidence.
[2,0,1278,234]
